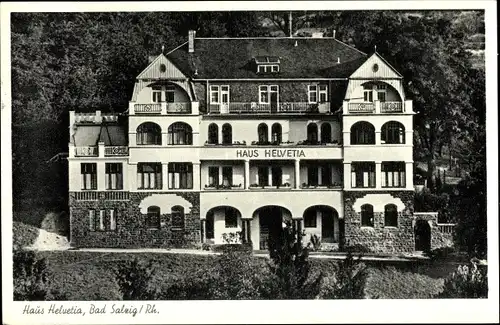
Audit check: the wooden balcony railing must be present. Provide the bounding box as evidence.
[134,104,162,114]
[104,146,129,156]
[166,102,191,114]
[75,146,98,157]
[348,102,375,113]
[381,101,404,113]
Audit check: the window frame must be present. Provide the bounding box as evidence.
[81,163,97,190]
[168,162,193,189]
[207,123,219,144]
[361,204,374,227]
[208,166,220,187]
[351,162,376,188]
[146,206,161,230]
[171,205,185,229]
[152,86,163,103]
[105,163,123,190]
[137,163,162,190]
[136,122,162,145]
[167,122,193,145]
[224,207,238,228]
[350,122,375,145]
[381,162,406,188]
[304,209,317,228]
[384,204,398,227]
[222,166,233,186]
[308,85,318,104]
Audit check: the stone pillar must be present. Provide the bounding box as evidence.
[294,159,300,189]
[343,163,351,190]
[244,160,250,189]
[162,163,169,190]
[268,166,272,186]
[375,131,381,145]
[201,219,207,243]
[375,161,382,189]
[245,219,252,244]
[405,162,413,189]
[241,219,247,243]
[193,163,201,190]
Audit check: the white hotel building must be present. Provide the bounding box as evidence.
[68,32,451,253]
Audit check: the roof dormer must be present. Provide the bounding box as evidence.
[254,56,281,74]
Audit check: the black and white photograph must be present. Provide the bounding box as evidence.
[1,1,498,324]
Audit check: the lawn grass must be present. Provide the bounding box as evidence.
[30,250,458,300]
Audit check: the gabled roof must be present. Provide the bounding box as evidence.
[349,52,403,79]
[167,37,367,79]
[137,53,186,80]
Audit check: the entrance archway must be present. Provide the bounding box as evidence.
[414,219,431,251]
[206,206,242,244]
[303,205,339,243]
[254,205,292,250]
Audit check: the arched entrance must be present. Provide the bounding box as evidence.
[414,219,431,251]
[254,206,292,250]
[206,206,242,244]
[303,205,339,243]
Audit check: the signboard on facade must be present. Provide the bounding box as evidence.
[235,149,306,158]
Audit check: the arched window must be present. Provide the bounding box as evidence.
[350,122,375,145]
[146,206,161,229]
[381,121,405,144]
[136,122,162,145]
[361,204,374,227]
[171,205,185,228]
[168,122,192,145]
[258,123,268,143]
[307,123,318,143]
[208,123,218,144]
[320,123,332,144]
[271,123,282,144]
[222,123,232,145]
[384,204,398,227]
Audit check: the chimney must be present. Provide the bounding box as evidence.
[188,30,196,53]
[333,29,336,39]
[95,110,102,123]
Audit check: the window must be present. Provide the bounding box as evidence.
[320,123,332,144]
[222,166,233,186]
[98,210,105,231]
[210,86,220,104]
[304,209,317,228]
[321,164,332,186]
[308,85,318,103]
[308,166,319,186]
[81,163,97,190]
[222,123,232,145]
[152,86,163,102]
[271,123,282,144]
[350,122,375,145]
[258,166,269,186]
[259,86,270,104]
[137,163,162,189]
[159,64,167,73]
[146,206,161,229]
[308,85,328,103]
[351,162,376,188]
[105,163,123,190]
[307,123,318,143]
[168,163,193,189]
[361,204,374,227]
[258,123,268,143]
[210,85,229,104]
[137,122,162,145]
[271,167,282,186]
[381,162,406,188]
[363,84,373,102]
[208,123,218,144]
[319,85,328,102]
[381,121,405,144]
[208,166,219,187]
[225,208,238,228]
[377,84,387,102]
[257,65,279,74]
[168,122,192,145]
[171,205,185,228]
[384,204,398,227]
[166,85,175,103]
[109,210,116,231]
[89,210,96,231]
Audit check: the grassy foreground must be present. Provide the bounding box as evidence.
[28,250,457,300]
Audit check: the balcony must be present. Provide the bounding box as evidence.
[133,102,191,114]
[208,102,329,114]
[75,146,98,157]
[381,101,403,113]
[104,146,129,156]
[166,102,191,114]
[134,104,162,114]
[348,102,375,113]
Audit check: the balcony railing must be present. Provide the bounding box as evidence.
[381,101,403,113]
[134,104,162,114]
[75,146,98,157]
[104,146,129,156]
[438,223,456,234]
[348,102,375,113]
[166,102,191,114]
[208,102,328,114]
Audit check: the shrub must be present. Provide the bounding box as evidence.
[115,258,158,300]
[318,252,368,299]
[211,243,253,253]
[221,231,243,244]
[438,262,488,298]
[13,222,39,250]
[308,234,322,251]
[345,243,372,254]
[13,250,66,300]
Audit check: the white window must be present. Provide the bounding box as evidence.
[109,210,116,231]
[381,162,406,188]
[99,210,105,231]
[210,86,220,104]
[377,84,387,102]
[319,85,328,102]
[166,85,175,103]
[152,86,163,103]
[259,85,270,104]
[257,64,279,73]
[210,85,229,104]
[308,85,318,103]
[89,210,96,231]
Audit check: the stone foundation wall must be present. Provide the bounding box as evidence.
[69,192,201,248]
[343,191,415,253]
[413,213,455,249]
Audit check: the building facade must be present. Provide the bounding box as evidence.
[68,32,452,253]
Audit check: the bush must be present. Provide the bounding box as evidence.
[115,258,158,300]
[345,244,372,254]
[438,262,488,298]
[424,246,459,261]
[318,252,368,299]
[13,222,39,250]
[13,250,65,300]
[211,243,253,253]
[307,234,322,252]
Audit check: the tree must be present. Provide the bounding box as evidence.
[262,11,310,36]
[115,258,158,300]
